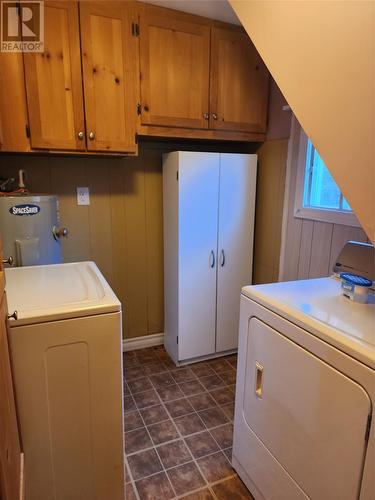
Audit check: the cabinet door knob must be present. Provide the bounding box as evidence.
[212,113,218,120]
[203,112,209,120]
[2,256,13,266]
[7,311,18,321]
[88,131,96,140]
[77,131,84,140]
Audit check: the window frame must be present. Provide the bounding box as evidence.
[294,127,360,227]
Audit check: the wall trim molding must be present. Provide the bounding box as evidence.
[123,333,164,352]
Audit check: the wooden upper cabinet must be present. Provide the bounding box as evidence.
[23,1,85,151]
[0,2,270,151]
[23,1,137,154]
[139,6,210,129]
[80,2,137,153]
[209,27,270,133]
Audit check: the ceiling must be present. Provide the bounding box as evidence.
[230,0,375,243]
[142,0,240,24]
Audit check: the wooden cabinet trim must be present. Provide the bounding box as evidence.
[138,125,265,142]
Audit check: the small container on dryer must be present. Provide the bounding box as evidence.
[340,273,373,303]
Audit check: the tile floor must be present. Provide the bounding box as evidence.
[123,346,253,500]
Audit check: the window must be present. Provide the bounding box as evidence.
[294,129,359,227]
[303,140,351,211]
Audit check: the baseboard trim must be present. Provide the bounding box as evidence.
[123,333,164,352]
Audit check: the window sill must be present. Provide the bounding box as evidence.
[294,207,360,227]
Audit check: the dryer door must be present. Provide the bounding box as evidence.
[242,317,371,500]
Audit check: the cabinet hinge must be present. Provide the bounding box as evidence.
[176,336,179,344]
[365,413,372,443]
[25,124,30,138]
[176,170,179,181]
[131,22,140,37]
[136,103,142,115]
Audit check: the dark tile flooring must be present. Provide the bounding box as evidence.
[124,346,253,500]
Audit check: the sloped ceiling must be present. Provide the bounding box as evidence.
[230,0,375,243]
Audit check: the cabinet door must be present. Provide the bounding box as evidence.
[216,154,257,352]
[210,27,269,133]
[0,237,24,500]
[80,2,137,153]
[139,6,210,129]
[179,153,220,361]
[0,53,30,152]
[23,1,85,150]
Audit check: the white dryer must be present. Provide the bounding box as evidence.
[5,262,124,500]
[233,276,375,500]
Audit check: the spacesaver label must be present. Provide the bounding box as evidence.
[9,204,41,216]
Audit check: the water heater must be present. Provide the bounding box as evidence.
[0,195,67,267]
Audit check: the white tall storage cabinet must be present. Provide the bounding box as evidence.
[163,151,257,364]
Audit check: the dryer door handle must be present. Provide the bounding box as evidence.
[255,361,264,398]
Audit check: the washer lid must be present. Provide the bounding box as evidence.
[5,261,121,326]
[242,277,375,369]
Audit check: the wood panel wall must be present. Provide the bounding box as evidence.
[279,121,370,282]
[252,80,291,285]
[253,139,288,284]
[0,148,164,339]
[0,141,256,339]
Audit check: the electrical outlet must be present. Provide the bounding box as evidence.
[77,187,90,206]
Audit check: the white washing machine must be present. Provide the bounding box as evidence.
[233,275,375,500]
[5,261,124,500]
